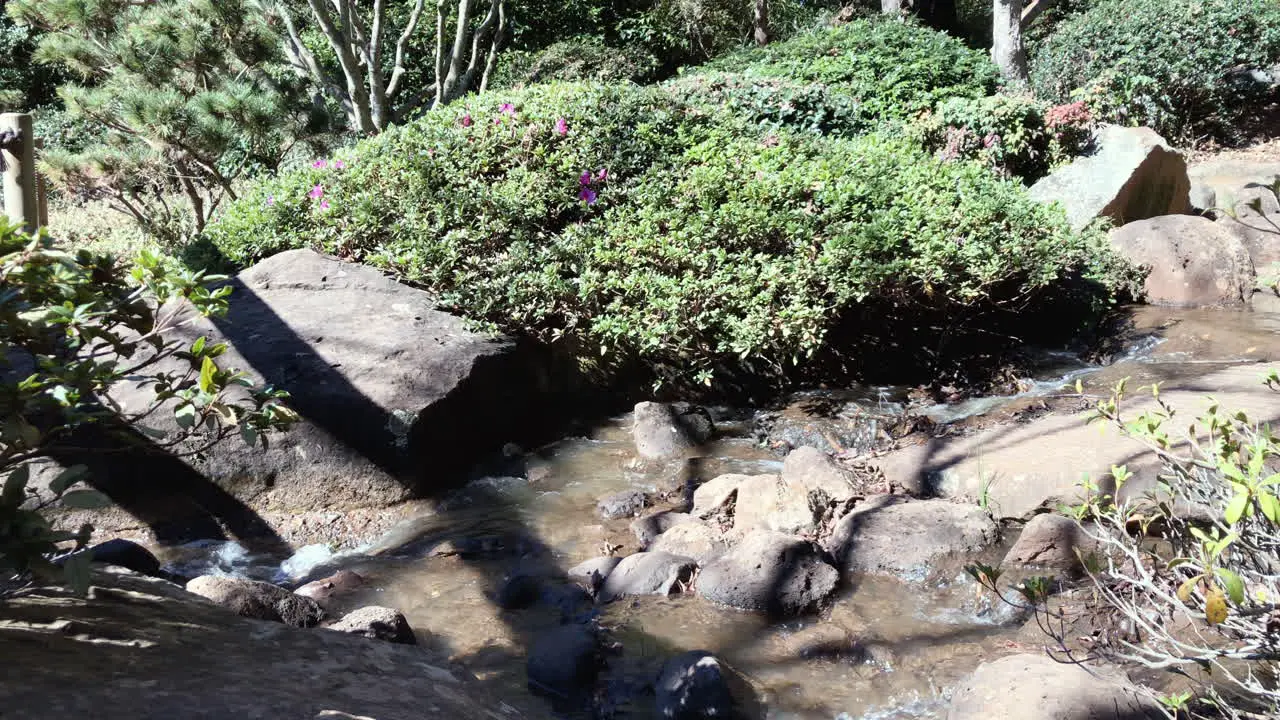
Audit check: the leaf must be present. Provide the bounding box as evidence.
[135,425,167,440]
[3,464,31,504]
[174,403,197,429]
[198,355,216,395]
[190,336,206,356]
[1215,568,1245,606]
[1205,586,1228,625]
[62,552,92,598]
[1259,492,1280,525]
[61,489,113,510]
[1225,492,1250,526]
[1177,576,1201,603]
[49,465,89,496]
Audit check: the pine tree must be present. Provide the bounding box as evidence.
[8,0,321,236]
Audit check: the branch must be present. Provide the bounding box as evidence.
[386,0,428,99]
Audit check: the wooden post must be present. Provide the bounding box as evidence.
[1,113,38,234]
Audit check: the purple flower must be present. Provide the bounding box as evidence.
[265,194,275,207]
[461,113,473,128]
[311,159,328,169]
[333,159,346,170]
[579,170,592,186]
[319,200,331,210]
[554,117,568,136]
[594,168,608,182]
[499,102,515,116]
[578,187,597,205]
[308,184,324,200]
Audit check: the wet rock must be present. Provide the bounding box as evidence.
[634,402,697,461]
[185,575,325,628]
[947,653,1162,719]
[632,511,694,549]
[66,538,161,577]
[598,489,651,520]
[655,651,746,720]
[651,521,731,565]
[758,394,900,455]
[669,402,716,444]
[325,606,416,645]
[568,556,623,582]
[293,569,365,607]
[1110,215,1253,307]
[1004,514,1097,576]
[825,496,998,580]
[781,446,858,503]
[1028,124,1191,230]
[697,530,839,617]
[527,624,603,702]
[732,474,821,535]
[495,573,543,610]
[599,552,697,602]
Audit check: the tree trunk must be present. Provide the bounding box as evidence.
[880,0,901,13]
[992,0,1028,87]
[752,0,771,46]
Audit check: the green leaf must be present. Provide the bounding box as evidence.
[3,465,31,505]
[1259,493,1280,525]
[60,489,113,510]
[49,465,89,496]
[1225,492,1250,526]
[1215,568,1245,606]
[198,355,216,395]
[174,403,197,429]
[190,336,206,356]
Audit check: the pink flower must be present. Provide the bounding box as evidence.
[461,113,473,127]
[311,159,328,169]
[594,168,608,182]
[554,117,568,136]
[265,195,275,207]
[319,200,330,210]
[333,160,346,170]
[308,184,324,200]
[578,187,597,205]
[499,102,515,116]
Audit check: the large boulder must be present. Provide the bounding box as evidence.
[598,551,697,601]
[186,575,325,628]
[527,624,604,703]
[697,530,839,617]
[1028,125,1190,230]
[632,510,694,549]
[824,496,998,580]
[1110,215,1253,307]
[651,520,731,565]
[633,402,699,461]
[324,605,416,645]
[732,473,821,535]
[947,653,1162,719]
[38,249,579,548]
[0,570,522,719]
[655,651,760,720]
[1188,158,1280,217]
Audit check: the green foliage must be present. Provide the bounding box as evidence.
[0,10,64,110]
[663,71,864,136]
[0,220,296,594]
[1029,0,1280,143]
[908,95,1094,183]
[10,0,321,237]
[491,36,663,89]
[204,81,1135,390]
[701,17,1001,125]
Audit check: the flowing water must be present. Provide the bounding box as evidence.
[155,304,1280,720]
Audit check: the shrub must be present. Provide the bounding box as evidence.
[908,94,1094,182]
[204,81,1135,391]
[490,37,663,89]
[1029,0,1280,143]
[701,17,1001,124]
[662,71,864,136]
[0,221,296,594]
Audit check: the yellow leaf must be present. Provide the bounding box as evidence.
[1205,586,1228,625]
[1177,576,1200,603]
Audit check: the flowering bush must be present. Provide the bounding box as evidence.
[202,81,1138,391]
[1030,0,1280,142]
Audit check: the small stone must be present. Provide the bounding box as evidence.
[599,552,697,602]
[597,489,651,520]
[633,402,697,461]
[325,606,416,645]
[186,575,325,628]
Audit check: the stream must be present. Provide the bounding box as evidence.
[152,304,1280,720]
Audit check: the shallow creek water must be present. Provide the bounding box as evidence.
[157,304,1280,719]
